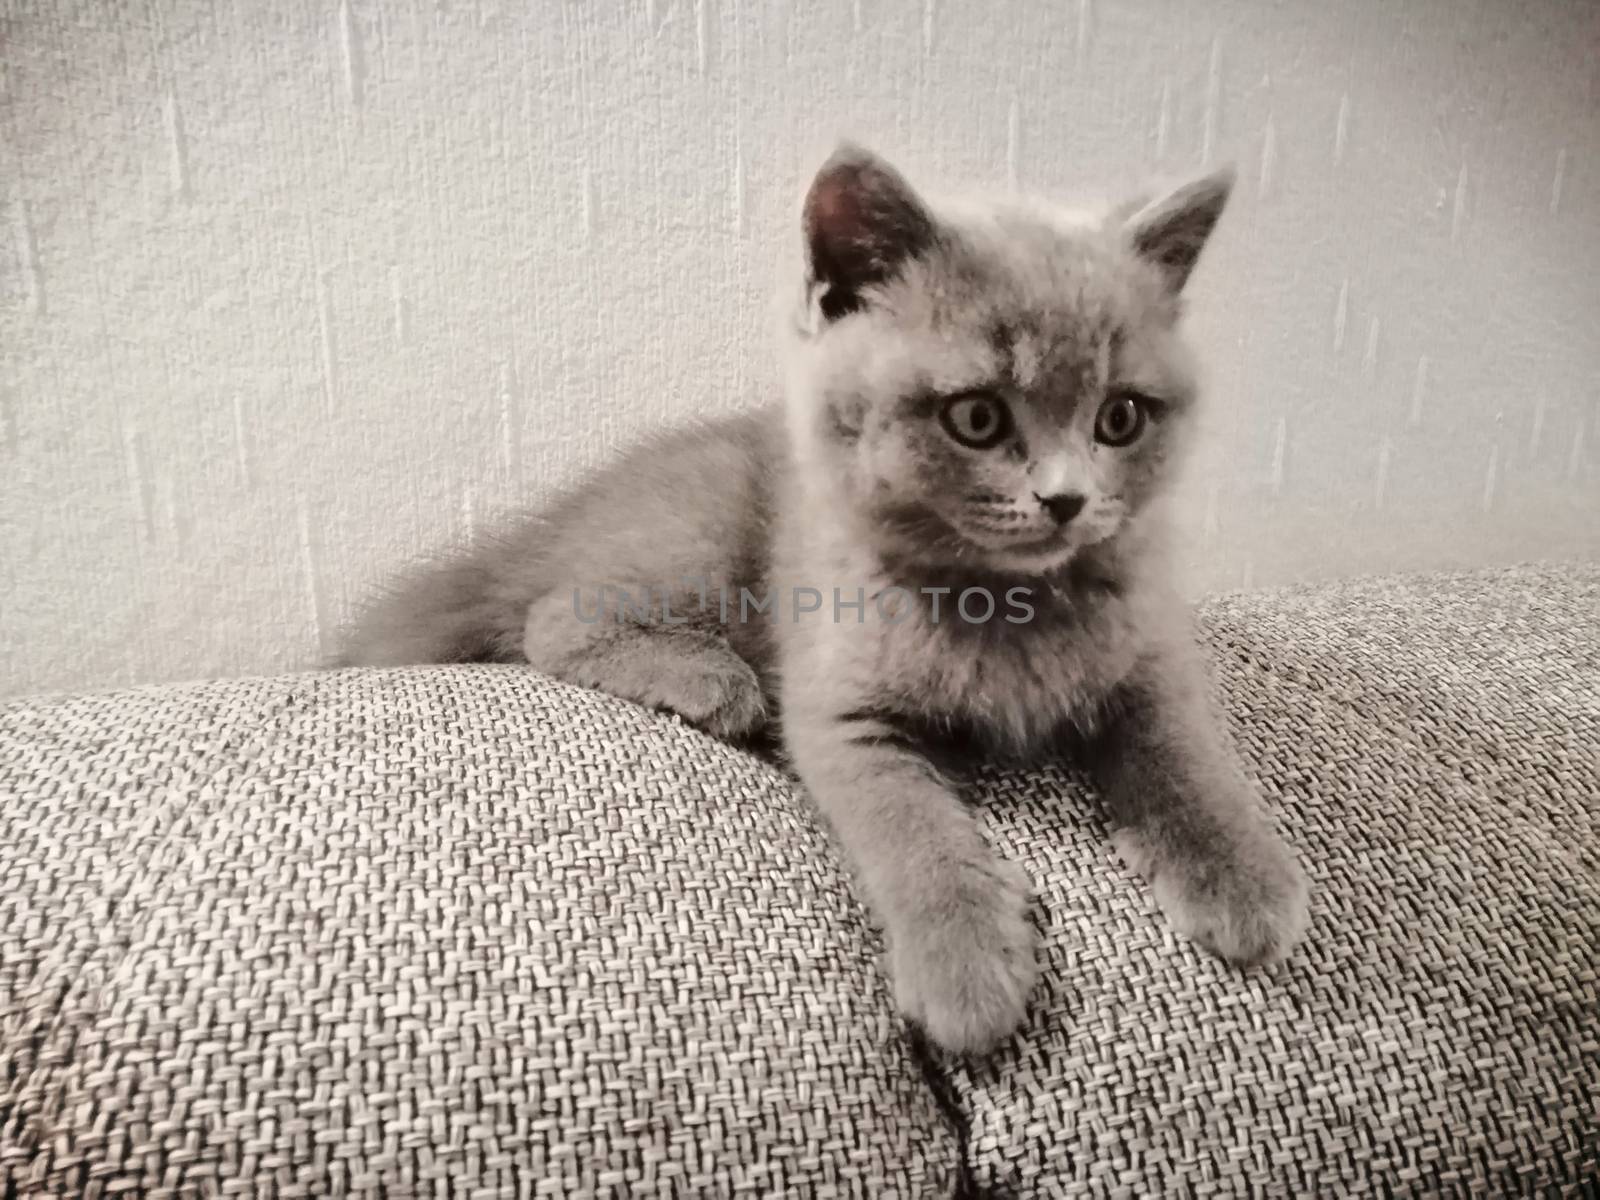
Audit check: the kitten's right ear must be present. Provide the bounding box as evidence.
[1122,166,1235,293]
[803,144,936,322]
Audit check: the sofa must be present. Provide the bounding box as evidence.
[2,564,1596,1196]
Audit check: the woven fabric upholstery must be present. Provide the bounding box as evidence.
[2,564,1597,1197]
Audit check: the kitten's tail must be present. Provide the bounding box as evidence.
[330,541,528,670]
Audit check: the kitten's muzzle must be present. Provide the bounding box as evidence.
[1035,491,1087,525]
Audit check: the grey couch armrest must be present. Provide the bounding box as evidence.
[0,668,957,1195]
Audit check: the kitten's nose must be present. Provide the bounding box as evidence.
[1036,491,1086,525]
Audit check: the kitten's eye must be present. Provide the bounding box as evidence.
[1094,393,1148,447]
[939,393,1012,449]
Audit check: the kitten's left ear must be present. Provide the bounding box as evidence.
[803,143,937,321]
[1122,165,1235,292]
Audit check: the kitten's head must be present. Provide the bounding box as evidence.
[780,144,1232,577]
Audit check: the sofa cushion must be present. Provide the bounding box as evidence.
[953,564,1599,1194]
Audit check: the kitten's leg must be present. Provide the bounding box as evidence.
[523,589,767,739]
[786,704,1037,1055]
[1089,646,1309,967]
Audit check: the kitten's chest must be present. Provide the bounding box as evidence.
[873,582,1145,754]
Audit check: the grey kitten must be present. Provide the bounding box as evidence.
[337,145,1310,1055]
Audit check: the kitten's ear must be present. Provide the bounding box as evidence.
[1122,165,1235,292]
[803,143,936,321]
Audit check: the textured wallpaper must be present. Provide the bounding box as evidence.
[2,0,1597,698]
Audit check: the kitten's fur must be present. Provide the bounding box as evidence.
[338,146,1310,1054]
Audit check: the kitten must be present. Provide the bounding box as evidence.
[337,145,1310,1055]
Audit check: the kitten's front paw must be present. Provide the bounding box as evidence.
[890,854,1039,1055]
[645,652,767,739]
[1115,820,1309,969]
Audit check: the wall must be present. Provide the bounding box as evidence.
[3,0,1597,698]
